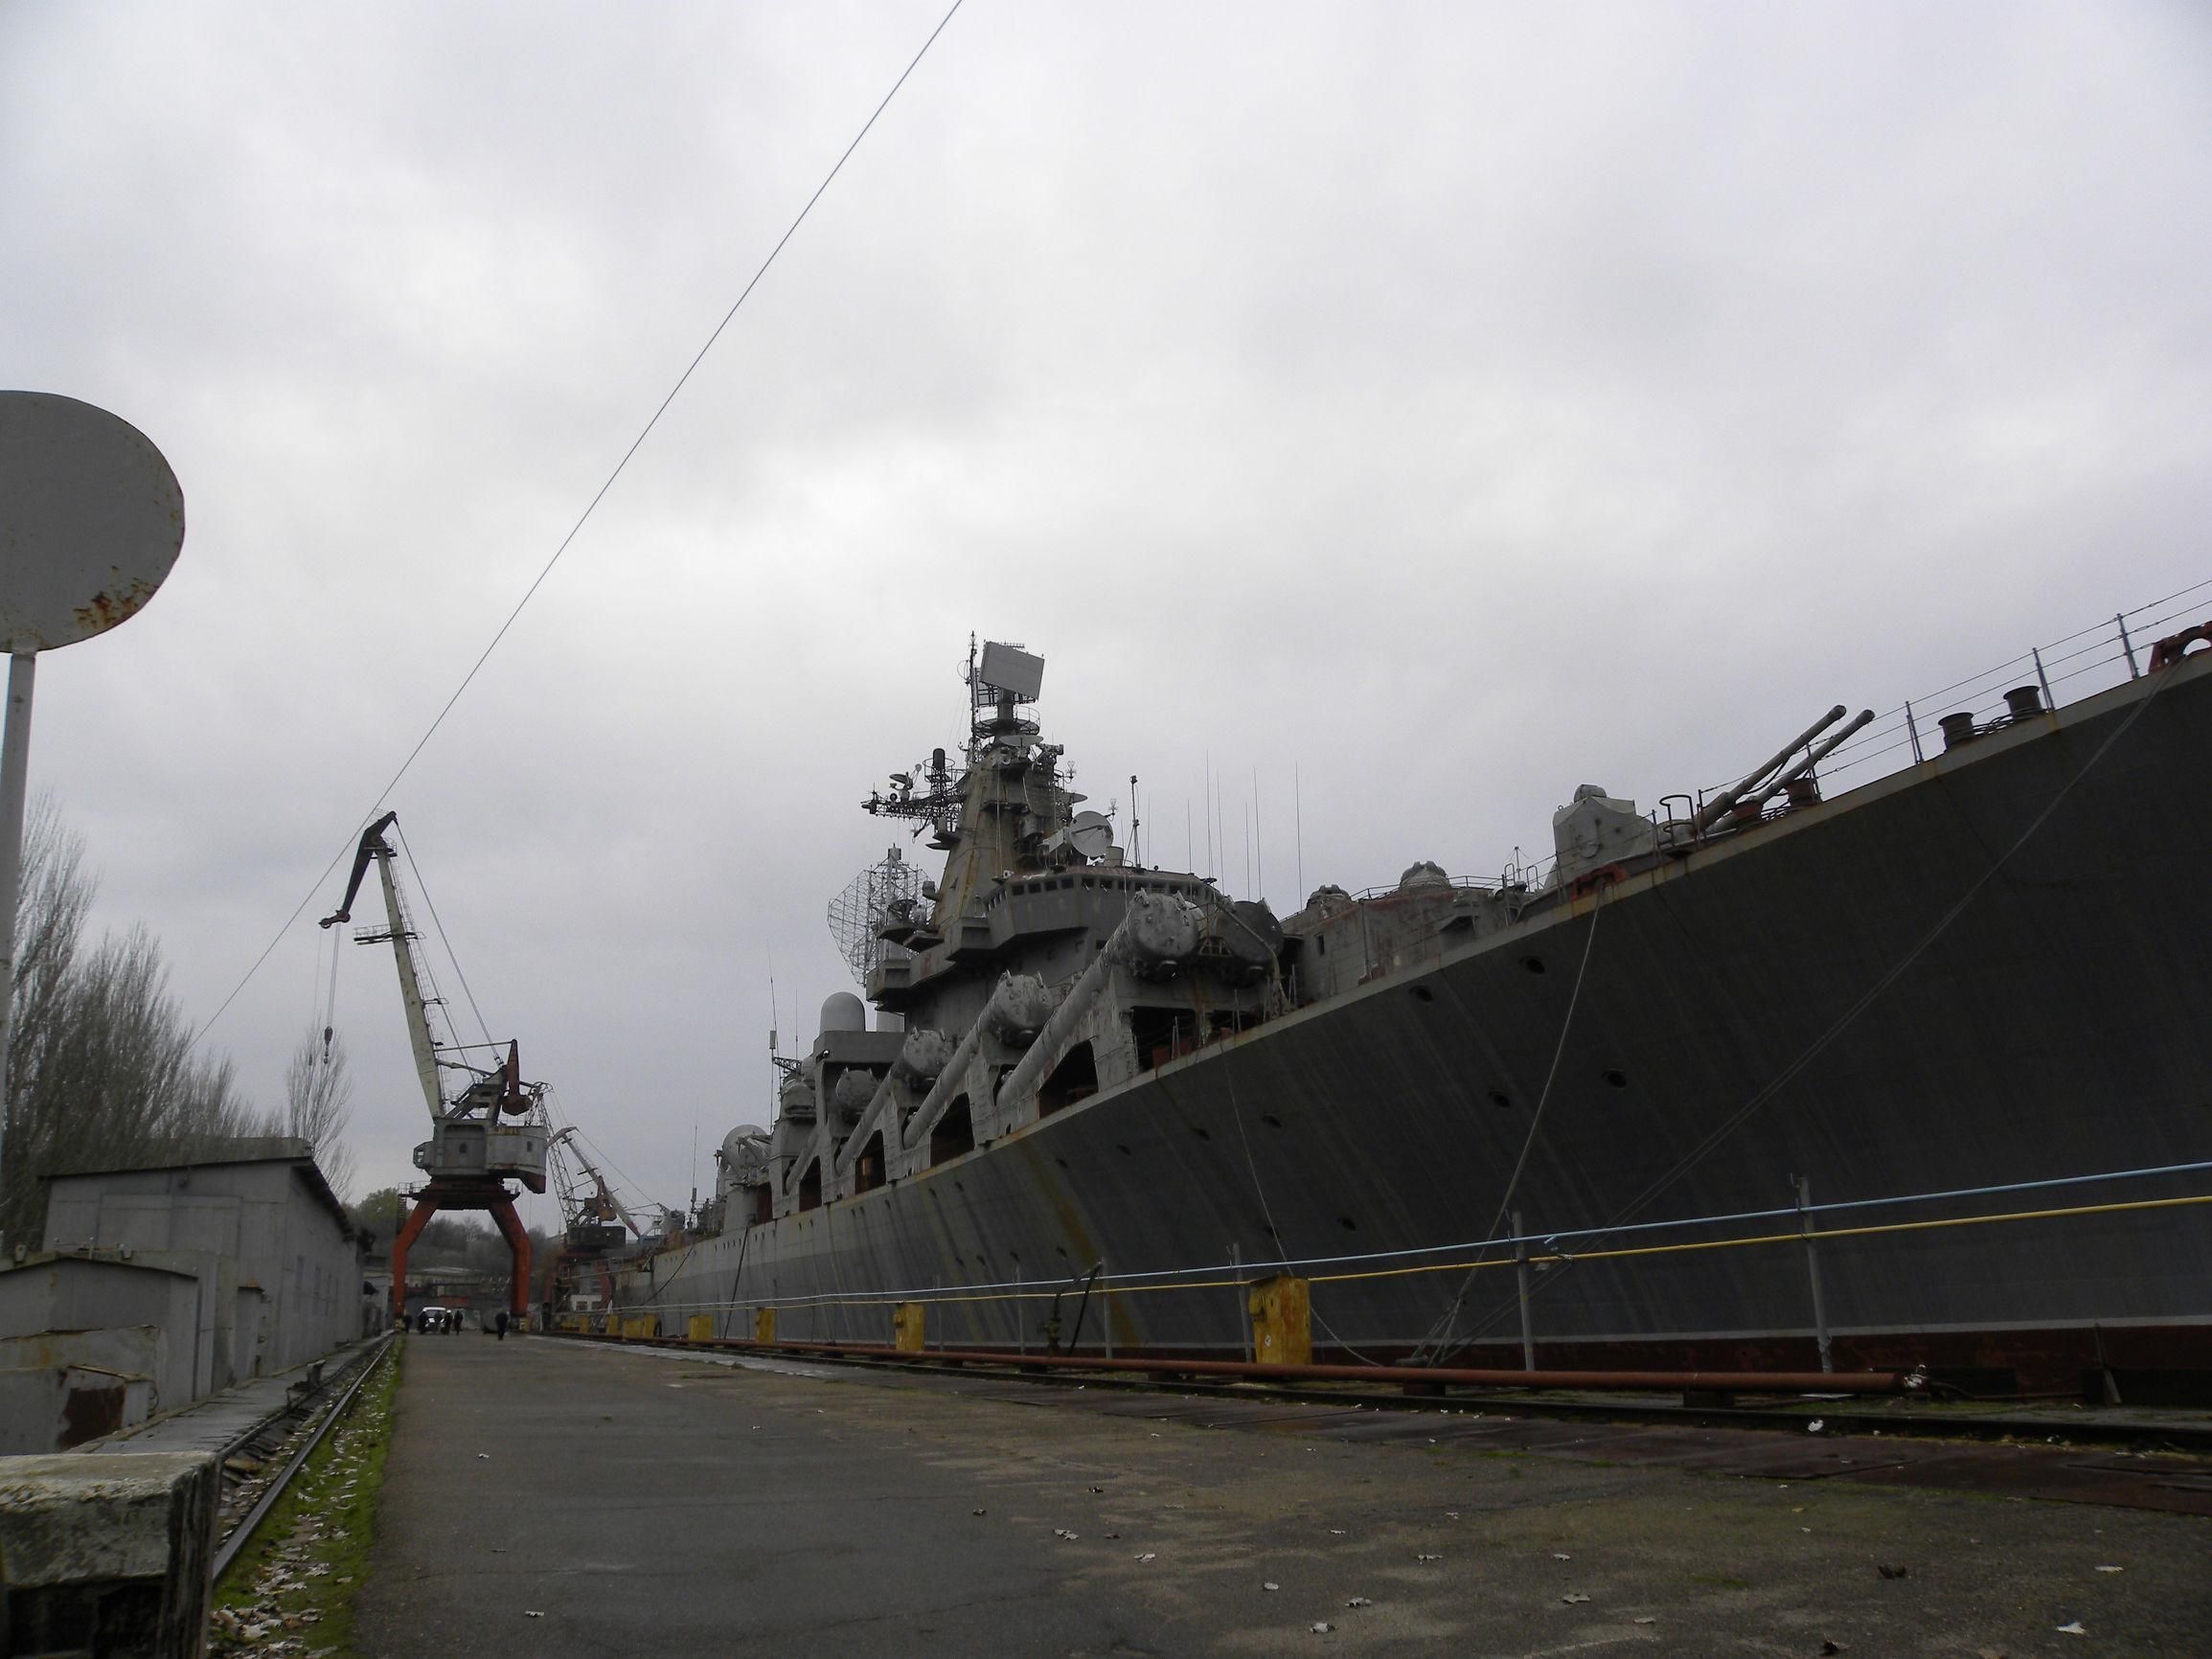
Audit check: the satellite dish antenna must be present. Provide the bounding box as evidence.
[0,391,185,1237]
[1067,810,1113,862]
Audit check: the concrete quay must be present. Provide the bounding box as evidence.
[356,1333,2212,1657]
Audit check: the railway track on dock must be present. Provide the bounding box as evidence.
[559,1330,2212,1515]
[556,1329,2212,1456]
[212,1333,395,1579]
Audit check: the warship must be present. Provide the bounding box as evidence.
[607,610,2212,1391]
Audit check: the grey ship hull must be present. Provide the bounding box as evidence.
[618,657,2212,1384]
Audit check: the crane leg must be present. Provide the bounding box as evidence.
[392,1193,440,1324]
[490,1194,533,1322]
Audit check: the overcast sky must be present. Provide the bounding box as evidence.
[4,2,2208,1230]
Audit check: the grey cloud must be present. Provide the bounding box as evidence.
[2,0,2206,1214]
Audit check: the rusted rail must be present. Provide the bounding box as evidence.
[213,1333,395,1580]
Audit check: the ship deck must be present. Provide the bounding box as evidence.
[356,1330,2212,1656]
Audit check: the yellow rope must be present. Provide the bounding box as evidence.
[695,1191,2212,1311]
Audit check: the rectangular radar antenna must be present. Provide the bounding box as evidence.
[977,641,1044,702]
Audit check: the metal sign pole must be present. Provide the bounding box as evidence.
[0,652,35,1246]
[0,391,188,1256]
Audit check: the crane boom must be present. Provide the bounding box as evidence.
[320,810,397,931]
[372,843,445,1118]
[320,812,441,1116]
[548,1125,647,1237]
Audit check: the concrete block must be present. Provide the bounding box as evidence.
[892,1303,925,1352]
[685,1315,713,1342]
[0,1450,217,1657]
[754,1307,776,1345]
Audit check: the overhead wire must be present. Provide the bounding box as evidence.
[1413,897,1602,1362]
[189,0,969,1050]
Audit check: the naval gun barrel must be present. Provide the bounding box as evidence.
[1747,707,1876,811]
[1690,704,1847,834]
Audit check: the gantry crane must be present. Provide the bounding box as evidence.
[320,811,548,1322]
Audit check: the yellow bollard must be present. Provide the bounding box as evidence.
[755,1306,777,1345]
[687,1314,714,1341]
[1247,1274,1312,1367]
[892,1303,926,1352]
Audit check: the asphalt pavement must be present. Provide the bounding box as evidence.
[353,1332,2212,1657]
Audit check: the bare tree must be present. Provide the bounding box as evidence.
[284,1026,356,1199]
[3,797,258,1243]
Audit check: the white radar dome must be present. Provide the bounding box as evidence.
[819,991,867,1035]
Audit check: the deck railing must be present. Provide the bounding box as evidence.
[1767,577,2212,800]
[601,1155,2212,1363]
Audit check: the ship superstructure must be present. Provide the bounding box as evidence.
[737,641,1288,1221]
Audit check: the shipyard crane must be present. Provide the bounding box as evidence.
[320,811,548,1323]
[543,1126,651,1324]
[547,1126,647,1246]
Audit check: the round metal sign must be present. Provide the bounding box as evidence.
[0,391,185,653]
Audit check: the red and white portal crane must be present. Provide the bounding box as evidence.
[321,811,548,1322]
